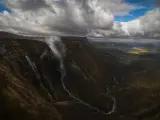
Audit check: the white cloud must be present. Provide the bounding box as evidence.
[87,8,160,38]
[0,0,159,38]
[117,8,160,37]
[140,9,160,34]
[1,0,116,35]
[94,0,139,16]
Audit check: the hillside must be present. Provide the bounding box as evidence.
[0,33,160,120]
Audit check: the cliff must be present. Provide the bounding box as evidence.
[0,33,160,120]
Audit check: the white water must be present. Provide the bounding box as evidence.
[44,36,116,115]
[25,55,54,100]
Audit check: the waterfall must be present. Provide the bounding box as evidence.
[25,55,54,100]
[45,36,116,115]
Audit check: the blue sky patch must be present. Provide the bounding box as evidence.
[115,0,159,22]
[114,6,154,22]
[0,1,11,13]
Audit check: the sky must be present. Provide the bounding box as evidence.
[115,0,158,21]
[0,0,158,22]
[0,0,159,38]
[0,1,10,13]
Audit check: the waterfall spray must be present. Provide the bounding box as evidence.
[45,36,116,115]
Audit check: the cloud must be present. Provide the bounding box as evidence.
[94,0,139,16]
[117,8,160,37]
[140,9,160,34]
[0,0,159,38]
[88,8,160,38]
[5,0,49,11]
[1,0,116,35]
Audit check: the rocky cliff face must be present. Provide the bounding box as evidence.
[0,34,160,120]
